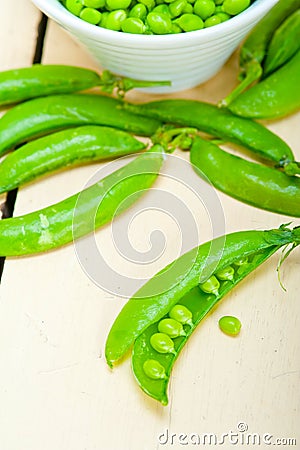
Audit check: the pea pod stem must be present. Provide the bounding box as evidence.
[0,145,165,256]
[103,71,171,97]
[151,126,198,151]
[124,99,294,165]
[0,126,146,195]
[0,65,171,107]
[228,50,300,119]
[105,225,300,367]
[0,94,161,156]
[218,60,262,107]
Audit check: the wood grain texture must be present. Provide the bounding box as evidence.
[0,2,299,449]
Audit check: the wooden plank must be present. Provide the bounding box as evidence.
[0,2,299,449]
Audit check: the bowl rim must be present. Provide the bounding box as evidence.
[31,0,278,47]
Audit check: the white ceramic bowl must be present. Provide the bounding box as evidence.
[31,0,278,93]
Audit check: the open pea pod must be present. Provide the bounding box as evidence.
[105,226,300,393]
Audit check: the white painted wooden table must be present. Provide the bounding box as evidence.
[0,2,299,449]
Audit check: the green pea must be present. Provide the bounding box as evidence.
[234,257,250,276]
[99,11,109,26]
[129,3,147,19]
[216,265,235,281]
[199,275,220,296]
[179,135,193,149]
[194,0,215,20]
[214,5,223,12]
[182,3,193,14]
[121,17,146,32]
[146,12,173,34]
[222,0,250,15]
[150,333,176,354]
[169,304,193,326]
[105,9,127,30]
[106,0,132,10]
[83,0,105,7]
[169,0,187,18]
[175,13,203,31]
[152,4,171,16]
[66,0,84,16]
[216,11,230,21]
[171,22,182,33]
[158,318,186,338]
[214,0,224,4]
[138,0,156,11]
[80,7,102,24]
[204,14,221,27]
[219,315,241,336]
[143,359,167,380]
[233,257,249,266]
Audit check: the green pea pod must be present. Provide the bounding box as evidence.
[0,94,161,156]
[263,9,300,76]
[0,65,101,107]
[105,225,300,368]
[0,126,145,194]
[125,99,294,164]
[190,136,300,217]
[220,0,300,106]
[0,65,171,107]
[228,50,300,119]
[0,145,164,256]
[132,246,280,404]
[106,225,300,404]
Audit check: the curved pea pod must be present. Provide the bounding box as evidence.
[106,224,300,404]
[0,145,164,256]
[0,94,161,156]
[0,65,171,107]
[0,126,145,194]
[105,225,300,368]
[190,136,300,217]
[220,0,300,106]
[125,99,294,165]
[263,9,300,76]
[228,50,300,119]
[0,65,101,107]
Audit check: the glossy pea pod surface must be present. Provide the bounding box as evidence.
[106,225,300,404]
[263,9,300,76]
[0,94,161,156]
[0,125,145,194]
[105,225,300,366]
[228,49,300,119]
[0,65,101,107]
[239,0,300,70]
[125,99,294,165]
[221,0,300,106]
[0,145,164,256]
[190,136,300,217]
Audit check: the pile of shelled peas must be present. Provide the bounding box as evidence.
[60,0,254,34]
